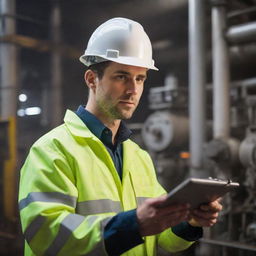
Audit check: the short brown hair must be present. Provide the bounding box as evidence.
[88,61,111,79]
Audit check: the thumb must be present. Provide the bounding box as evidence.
[149,195,168,206]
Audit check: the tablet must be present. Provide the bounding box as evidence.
[161,177,239,209]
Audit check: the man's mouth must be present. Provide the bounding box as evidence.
[119,101,135,106]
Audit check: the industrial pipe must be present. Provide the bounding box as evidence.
[227,21,256,45]
[211,0,230,138]
[188,0,207,176]
[0,0,17,119]
[232,77,256,89]
[49,1,62,127]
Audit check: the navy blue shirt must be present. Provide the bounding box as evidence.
[76,105,131,180]
[75,105,202,256]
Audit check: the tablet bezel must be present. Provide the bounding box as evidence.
[161,177,239,209]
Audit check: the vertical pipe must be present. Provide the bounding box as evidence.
[3,116,16,220]
[189,0,206,176]
[50,0,62,126]
[0,0,17,220]
[212,1,230,138]
[0,0,17,119]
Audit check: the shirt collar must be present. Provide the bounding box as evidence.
[75,105,132,145]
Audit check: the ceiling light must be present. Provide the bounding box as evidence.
[17,109,26,117]
[25,107,41,116]
[19,93,28,102]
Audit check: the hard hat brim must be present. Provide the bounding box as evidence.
[79,54,159,71]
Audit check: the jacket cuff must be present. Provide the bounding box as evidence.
[104,209,144,255]
[171,221,203,241]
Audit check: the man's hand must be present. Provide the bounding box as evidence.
[136,195,190,236]
[188,199,223,227]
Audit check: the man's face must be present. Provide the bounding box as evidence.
[94,62,147,120]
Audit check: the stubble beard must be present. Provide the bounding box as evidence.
[97,99,137,121]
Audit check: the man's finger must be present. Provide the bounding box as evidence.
[200,200,222,212]
[191,209,219,220]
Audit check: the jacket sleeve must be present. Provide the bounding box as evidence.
[157,228,195,253]
[19,140,111,256]
[140,150,197,252]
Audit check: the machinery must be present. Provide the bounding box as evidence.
[1,0,256,255]
[140,1,256,255]
[141,74,191,191]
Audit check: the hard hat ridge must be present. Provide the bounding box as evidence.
[79,17,158,70]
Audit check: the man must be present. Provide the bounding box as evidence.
[19,17,222,256]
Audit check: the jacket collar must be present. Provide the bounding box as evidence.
[64,109,95,138]
[64,109,138,152]
[75,105,132,145]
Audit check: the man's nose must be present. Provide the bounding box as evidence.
[126,78,138,95]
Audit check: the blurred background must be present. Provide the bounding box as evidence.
[1,0,256,255]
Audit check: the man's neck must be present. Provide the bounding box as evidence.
[85,106,121,144]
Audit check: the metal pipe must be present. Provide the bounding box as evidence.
[207,77,256,90]
[189,0,206,176]
[200,238,256,251]
[232,77,256,88]
[227,21,256,45]
[212,0,230,138]
[49,1,62,126]
[228,6,256,19]
[0,0,17,119]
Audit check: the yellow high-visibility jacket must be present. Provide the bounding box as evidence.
[19,110,194,256]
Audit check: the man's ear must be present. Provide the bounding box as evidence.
[84,70,98,92]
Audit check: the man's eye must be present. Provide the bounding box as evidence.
[116,75,126,80]
[136,77,145,83]
[112,75,130,82]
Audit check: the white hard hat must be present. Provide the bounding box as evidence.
[79,17,158,71]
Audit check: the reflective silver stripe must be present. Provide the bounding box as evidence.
[45,213,87,256]
[84,241,105,256]
[82,217,113,256]
[101,217,112,229]
[136,197,150,206]
[19,192,77,210]
[76,199,122,215]
[24,215,46,243]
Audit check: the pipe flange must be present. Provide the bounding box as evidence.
[205,137,240,165]
[205,139,230,162]
[239,134,256,168]
[141,111,189,152]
